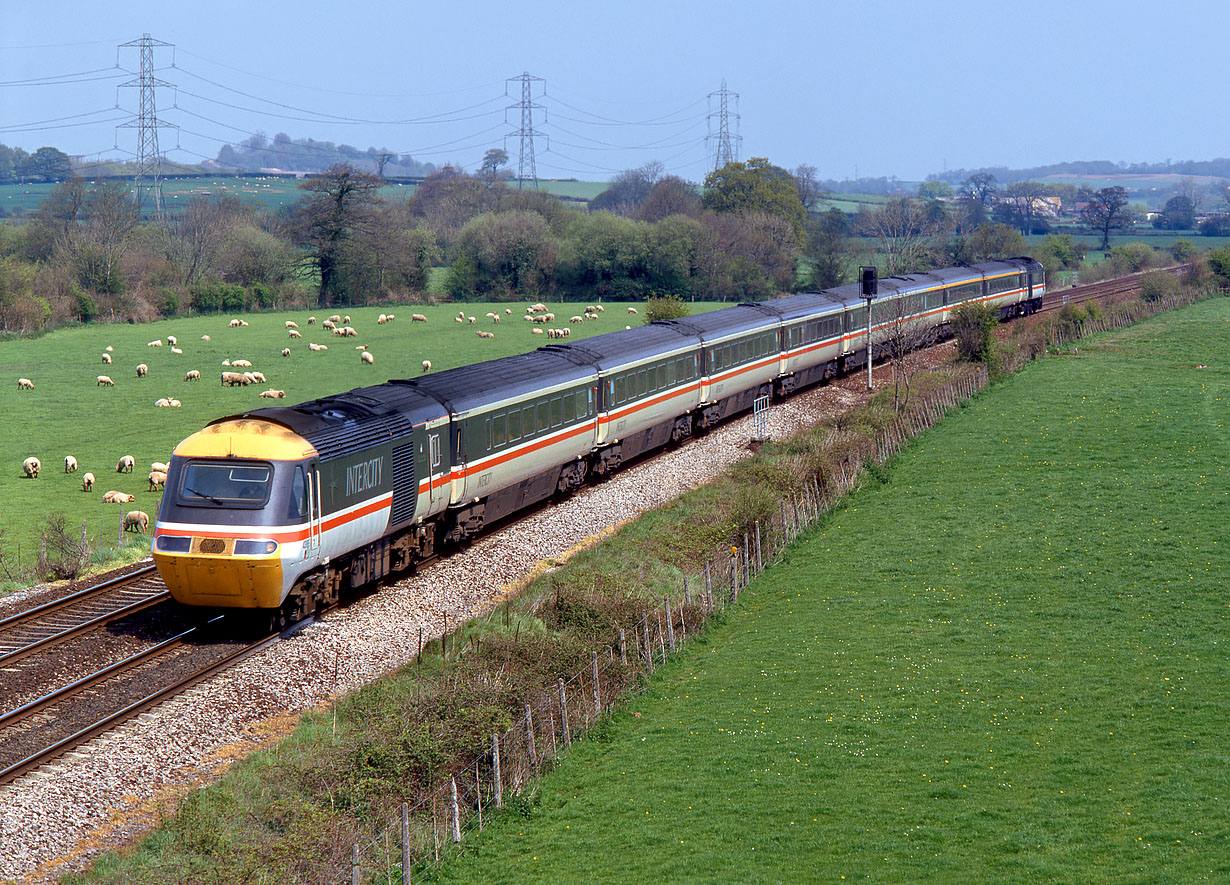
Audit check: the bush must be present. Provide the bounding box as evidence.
[643,292,690,323]
[949,301,996,363]
[1139,270,1181,302]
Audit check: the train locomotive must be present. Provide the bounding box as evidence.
[152,258,1044,625]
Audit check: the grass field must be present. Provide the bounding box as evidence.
[435,297,1229,882]
[0,300,723,583]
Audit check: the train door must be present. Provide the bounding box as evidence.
[305,461,322,562]
[427,430,443,505]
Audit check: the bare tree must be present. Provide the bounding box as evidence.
[793,163,822,211]
[997,181,1050,234]
[1079,186,1132,250]
[297,164,382,307]
[164,194,247,285]
[857,197,942,275]
[881,294,934,414]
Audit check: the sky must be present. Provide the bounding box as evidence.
[1,0,1227,183]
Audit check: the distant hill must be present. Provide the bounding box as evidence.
[211,134,437,177]
[931,158,1230,186]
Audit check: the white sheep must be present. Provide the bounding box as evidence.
[307,316,316,325]
[229,318,242,328]
[251,371,266,383]
[103,490,135,503]
[532,328,544,335]
[65,455,78,473]
[105,345,114,351]
[221,371,246,386]
[343,315,351,325]
[231,359,252,368]
[411,314,427,323]
[136,364,148,377]
[82,472,95,492]
[285,321,299,329]
[288,329,302,338]
[148,471,166,491]
[361,351,374,364]
[468,316,477,325]
[184,369,201,381]
[322,319,337,330]
[17,378,33,390]
[377,314,388,324]
[222,359,231,366]
[627,307,638,314]
[309,343,328,351]
[505,308,512,315]
[421,359,431,373]
[102,353,112,364]
[595,304,605,313]
[124,510,150,533]
[168,399,181,407]
[166,335,177,346]
[385,313,395,321]
[155,398,173,407]
[201,334,211,341]
[170,347,183,354]
[97,375,114,387]
[328,314,341,324]
[22,456,40,478]
[355,345,367,351]
[454,316,465,324]
[151,462,168,473]
[570,315,584,324]
[259,389,286,399]
[147,339,163,347]
[242,372,256,385]
[281,348,291,357]
[117,455,135,473]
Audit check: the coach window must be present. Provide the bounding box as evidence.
[551,396,563,427]
[666,358,676,386]
[493,413,506,447]
[564,392,575,423]
[656,363,666,390]
[485,419,493,452]
[523,406,536,438]
[615,375,626,405]
[507,409,520,441]
[584,388,593,416]
[537,400,549,432]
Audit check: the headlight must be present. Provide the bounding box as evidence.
[155,535,192,553]
[234,539,279,556]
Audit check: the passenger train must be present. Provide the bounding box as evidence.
[152,258,1045,625]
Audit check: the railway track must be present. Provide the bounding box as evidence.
[0,564,167,666]
[1040,263,1186,312]
[0,616,280,786]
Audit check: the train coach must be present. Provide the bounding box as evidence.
[152,257,1043,626]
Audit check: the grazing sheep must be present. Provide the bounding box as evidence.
[136,364,148,377]
[570,315,584,324]
[102,353,112,364]
[309,343,328,351]
[492,315,500,324]
[222,359,231,366]
[307,316,316,324]
[148,471,167,491]
[285,321,298,329]
[361,351,374,364]
[454,316,464,324]
[328,314,341,324]
[281,348,291,357]
[522,314,533,322]
[251,371,266,383]
[355,344,367,351]
[231,359,252,368]
[627,307,638,314]
[505,308,512,315]
[385,313,395,321]
[322,319,336,330]
[342,326,358,337]
[486,312,496,319]
[103,491,135,504]
[105,345,114,351]
[221,371,247,386]
[240,319,249,327]
[259,389,286,399]
[82,472,95,492]
[117,455,135,473]
[184,369,201,381]
[411,313,427,323]
[459,310,467,320]
[22,456,40,478]
[543,313,555,322]
[421,359,431,373]
[170,347,183,354]
[595,304,605,313]
[201,334,211,341]
[229,318,242,327]
[65,455,78,473]
[167,335,177,346]
[242,372,256,385]
[124,510,150,533]
[151,462,168,474]
[468,316,477,325]
[562,327,571,337]
[532,328,544,335]
[97,375,114,386]
[288,329,302,338]
[377,314,388,324]
[147,339,163,347]
[155,398,173,407]
[343,315,351,325]
[17,378,34,390]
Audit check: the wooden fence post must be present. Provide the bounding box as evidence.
[704,561,713,611]
[351,844,361,885]
[525,703,538,770]
[590,649,600,717]
[558,678,571,747]
[618,627,627,665]
[754,521,763,573]
[492,733,503,809]
[643,617,654,674]
[450,778,462,843]
[664,596,676,651]
[401,803,410,882]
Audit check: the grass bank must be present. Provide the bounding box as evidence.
[436,297,1229,882]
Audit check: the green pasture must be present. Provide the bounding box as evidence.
[439,298,1230,882]
[0,300,717,582]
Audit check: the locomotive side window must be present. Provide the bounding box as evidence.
[288,466,309,520]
